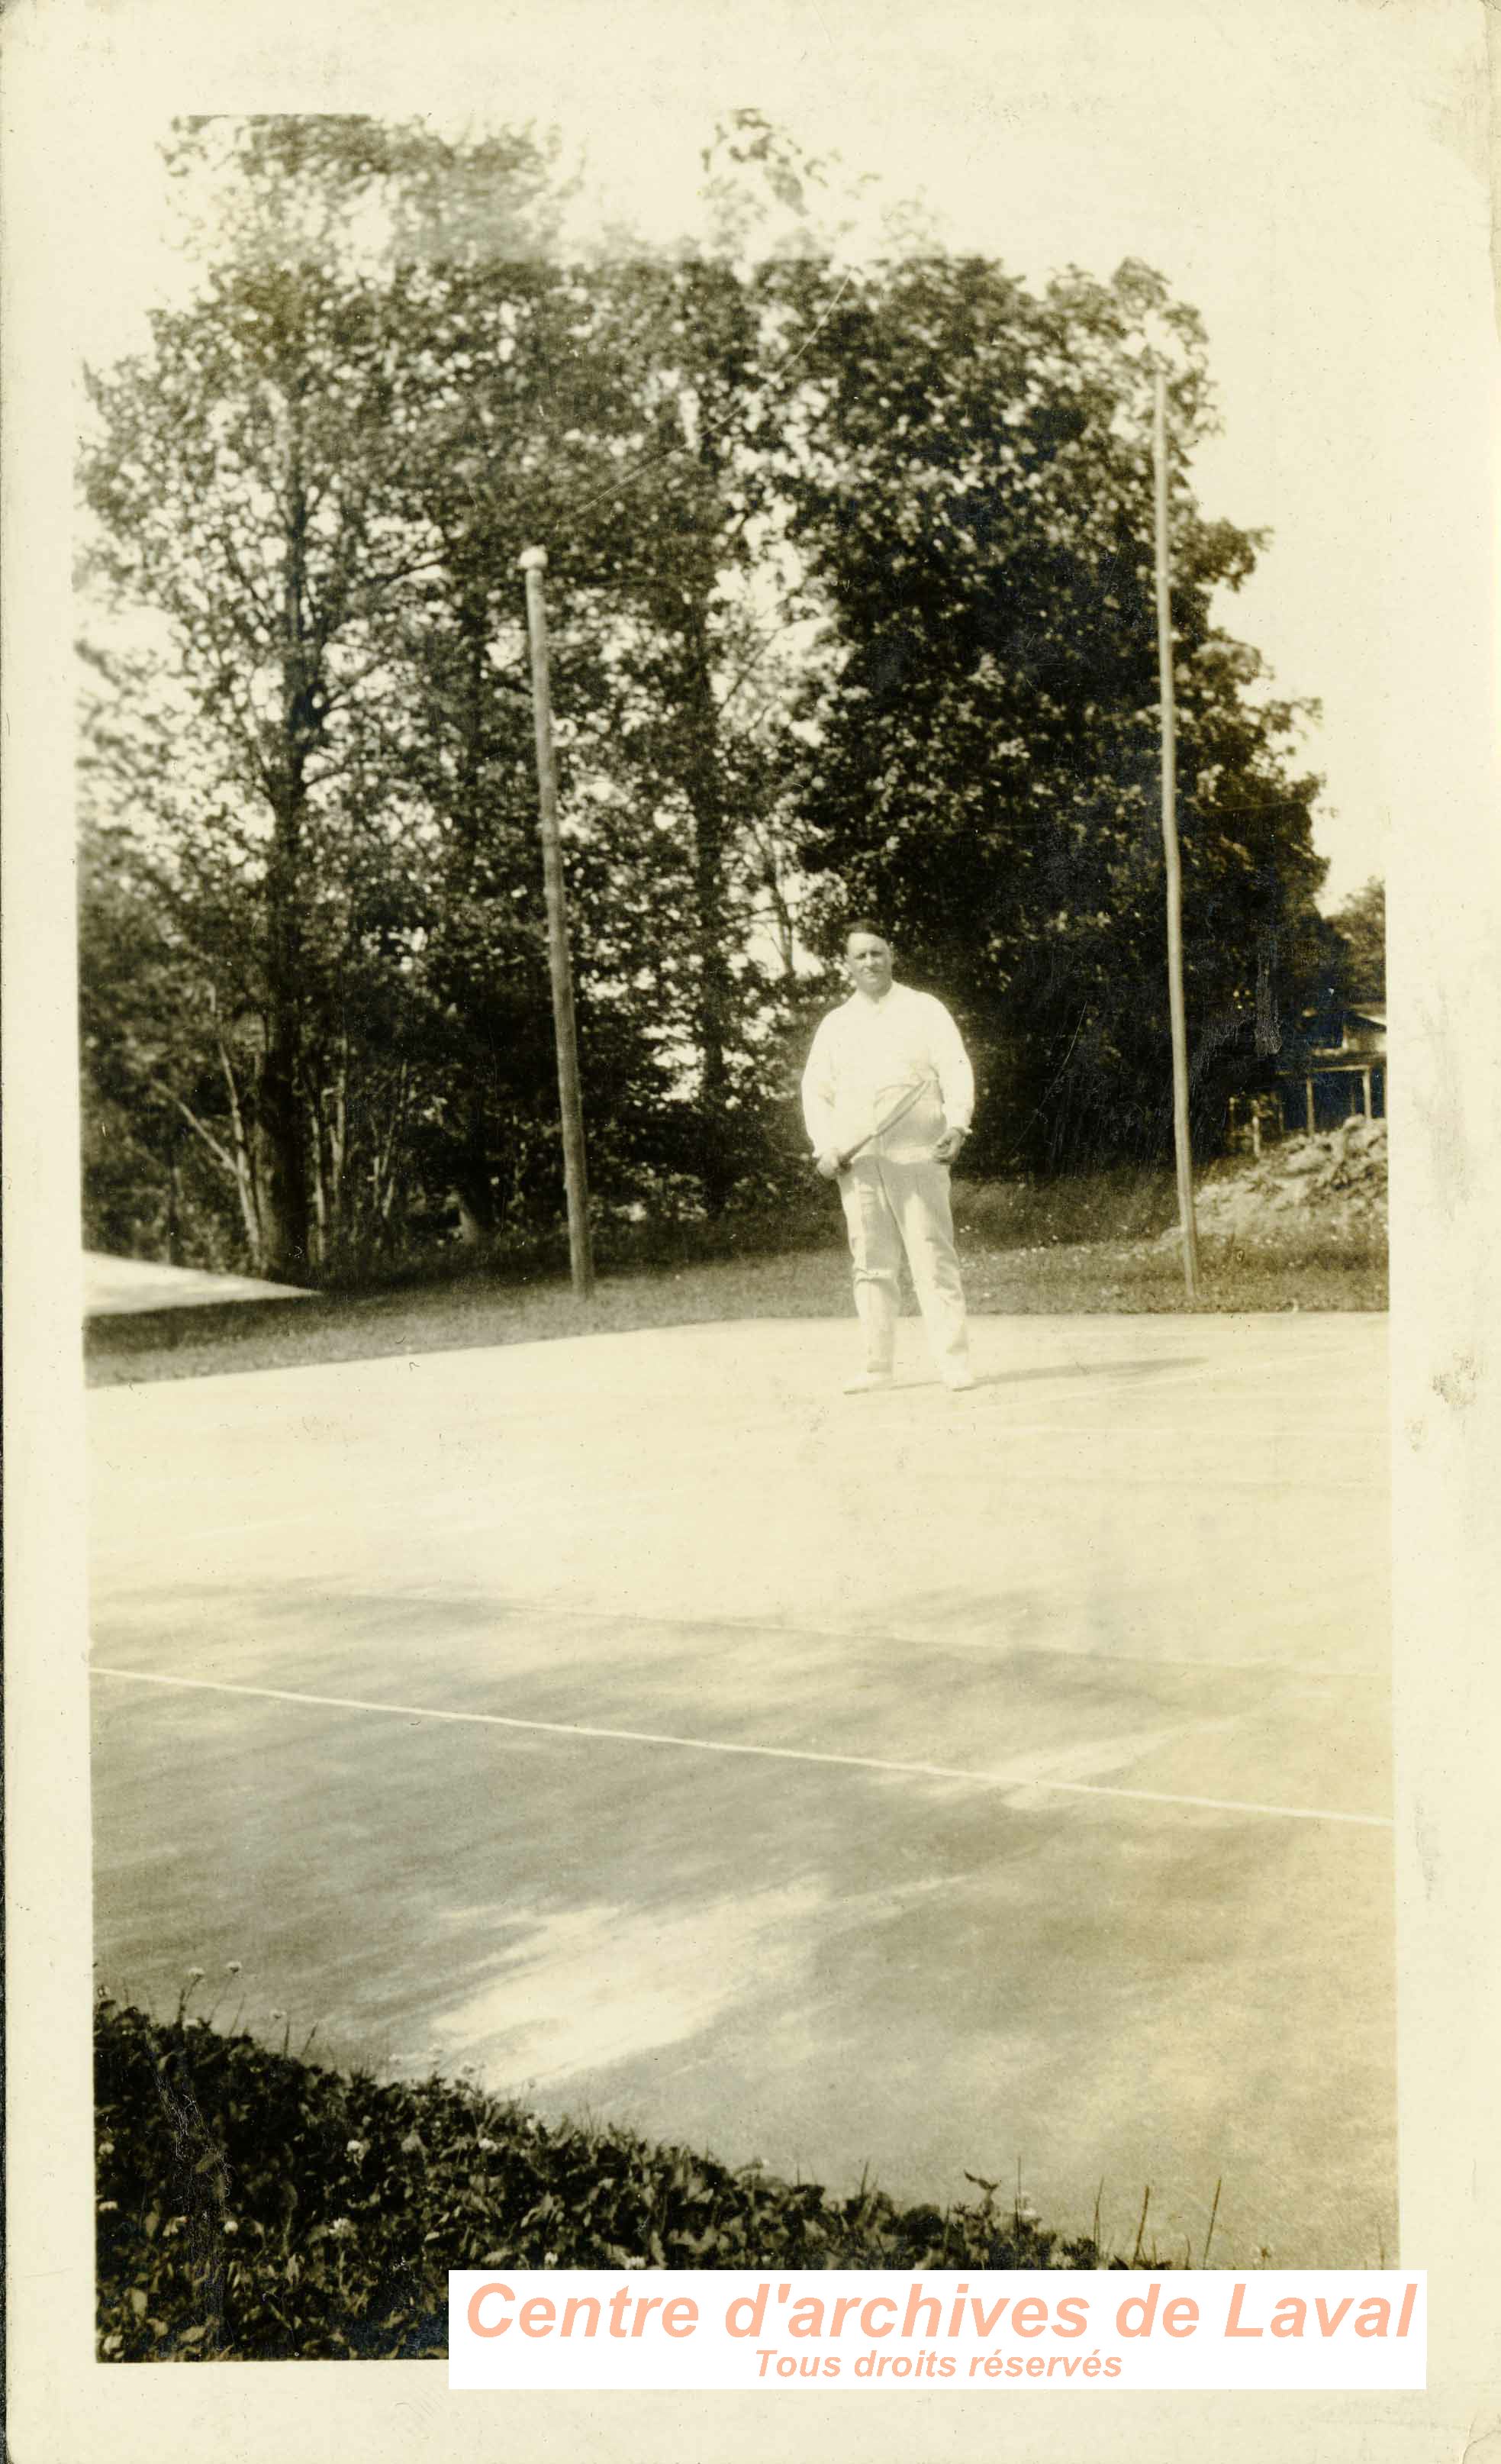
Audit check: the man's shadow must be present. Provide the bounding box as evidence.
[958,1356,1206,1392]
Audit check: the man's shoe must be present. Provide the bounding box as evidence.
[942,1367,976,1392]
[843,1371,894,1395]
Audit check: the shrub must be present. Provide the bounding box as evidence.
[95,1998,1120,2362]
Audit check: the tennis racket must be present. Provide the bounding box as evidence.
[823,1074,936,1172]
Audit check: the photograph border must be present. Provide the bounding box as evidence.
[5,2,1499,2456]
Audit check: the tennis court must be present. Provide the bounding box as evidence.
[89,1310,1393,2269]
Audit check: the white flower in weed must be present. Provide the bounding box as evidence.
[475,2137,498,2155]
[224,1961,242,1977]
[269,2010,287,2024]
[185,1967,205,1983]
[97,2201,119,2215]
[329,2217,354,2239]
[223,2219,240,2236]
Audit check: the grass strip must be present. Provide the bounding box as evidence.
[87,1210,1385,1392]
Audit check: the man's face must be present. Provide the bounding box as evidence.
[846,933,894,999]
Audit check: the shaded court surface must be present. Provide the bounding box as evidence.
[89,1313,1394,2269]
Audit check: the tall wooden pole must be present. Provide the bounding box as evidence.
[519,547,594,1299]
[1152,368,1200,1301]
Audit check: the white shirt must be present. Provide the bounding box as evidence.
[801,982,974,1165]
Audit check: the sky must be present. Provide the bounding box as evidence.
[55,0,1490,906]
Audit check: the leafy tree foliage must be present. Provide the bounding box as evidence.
[82,241,463,1275]
[80,124,697,1275]
[1328,878,1385,1007]
[762,255,1332,1168]
[79,116,1347,1274]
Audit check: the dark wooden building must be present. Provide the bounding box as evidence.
[1278,1005,1387,1136]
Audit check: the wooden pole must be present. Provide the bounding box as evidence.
[519,547,594,1299]
[1152,367,1200,1300]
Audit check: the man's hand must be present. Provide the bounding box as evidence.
[814,1148,845,1182]
[933,1127,968,1165]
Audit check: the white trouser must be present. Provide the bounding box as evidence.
[839,1154,969,1378]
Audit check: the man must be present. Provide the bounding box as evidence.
[801,921,976,1394]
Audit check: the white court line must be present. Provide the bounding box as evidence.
[90,1665,1391,1830]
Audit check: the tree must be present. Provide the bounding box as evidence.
[504,114,883,1208]
[760,253,1332,1167]
[500,146,836,1211]
[1329,878,1385,1006]
[80,240,469,1276]
[79,824,250,1266]
[79,120,689,1272]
